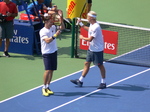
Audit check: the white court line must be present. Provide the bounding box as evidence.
[0,66,95,103]
[46,68,150,112]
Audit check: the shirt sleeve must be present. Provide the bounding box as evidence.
[40,29,48,40]
[41,35,48,40]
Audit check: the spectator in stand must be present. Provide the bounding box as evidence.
[27,0,47,19]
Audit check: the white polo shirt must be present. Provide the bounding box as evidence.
[39,25,58,54]
[88,22,104,52]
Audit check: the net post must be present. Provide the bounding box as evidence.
[71,18,76,58]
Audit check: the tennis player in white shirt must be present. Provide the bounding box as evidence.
[71,11,106,89]
[39,14,61,96]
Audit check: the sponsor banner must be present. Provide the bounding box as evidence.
[80,27,118,55]
[0,22,34,55]
[67,0,88,19]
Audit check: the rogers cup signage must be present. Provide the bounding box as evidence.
[80,27,118,55]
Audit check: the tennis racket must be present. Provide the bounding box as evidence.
[52,13,62,40]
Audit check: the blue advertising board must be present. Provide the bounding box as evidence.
[0,20,41,55]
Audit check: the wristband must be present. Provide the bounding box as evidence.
[53,34,57,37]
[79,22,84,27]
[52,36,55,40]
[47,7,51,11]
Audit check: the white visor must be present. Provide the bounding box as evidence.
[87,13,97,18]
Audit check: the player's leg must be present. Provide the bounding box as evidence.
[93,51,106,89]
[98,64,106,79]
[81,61,91,77]
[47,70,53,85]
[70,61,91,87]
[45,51,57,94]
[70,50,92,87]
[42,70,51,96]
[98,64,106,88]
[46,70,54,95]
[42,53,56,96]
[97,65,106,89]
[43,70,51,86]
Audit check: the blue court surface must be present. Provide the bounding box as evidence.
[0,62,150,112]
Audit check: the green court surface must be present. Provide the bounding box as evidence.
[0,0,150,101]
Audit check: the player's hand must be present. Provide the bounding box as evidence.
[77,18,82,23]
[58,10,63,17]
[79,35,84,39]
[76,18,84,26]
[55,30,61,36]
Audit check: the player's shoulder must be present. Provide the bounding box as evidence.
[91,22,99,29]
[95,22,100,26]
[40,27,47,33]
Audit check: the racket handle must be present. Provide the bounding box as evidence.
[76,20,80,25]
[76,18,84,26]
[76,17,80,25]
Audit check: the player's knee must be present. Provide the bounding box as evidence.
[84,62,90,66]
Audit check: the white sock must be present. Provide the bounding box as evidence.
[46,84,49,88]
[43,85,46,89]
[79,76,84,82]
[101,78,106,83]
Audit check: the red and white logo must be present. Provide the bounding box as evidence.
[80,27,118,55]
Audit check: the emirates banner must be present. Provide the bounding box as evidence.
[80,27,118,55]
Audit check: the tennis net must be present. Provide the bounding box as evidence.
[73,18,150,67]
